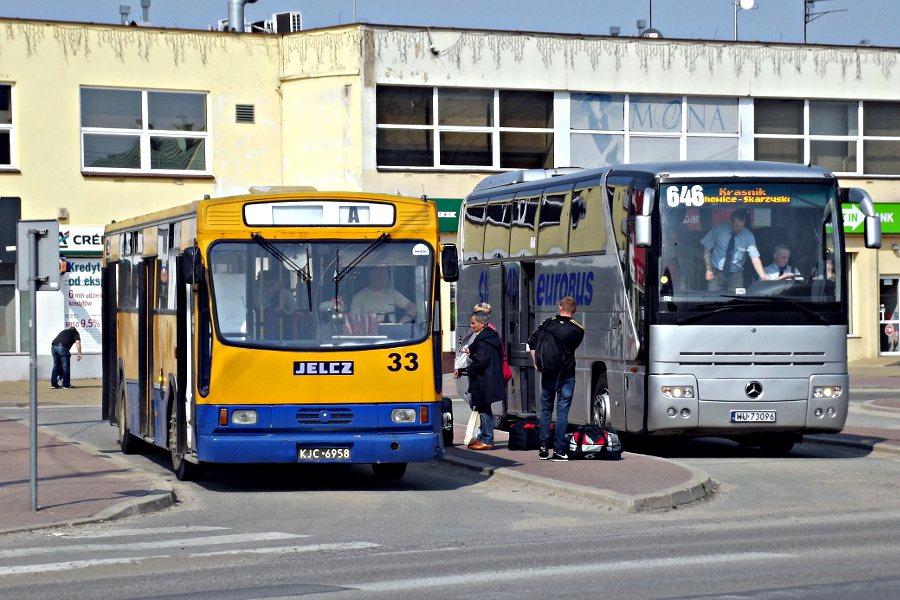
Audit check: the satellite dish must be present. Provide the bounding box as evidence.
[739,0,756,9]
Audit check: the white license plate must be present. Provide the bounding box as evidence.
[731,411,776,423]
[298,447,351,461]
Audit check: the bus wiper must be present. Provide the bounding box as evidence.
[675,295,828,325]
[251,233,313,311]
[250,233,311,282]
[723,294,830,324]
[333,233,390,282]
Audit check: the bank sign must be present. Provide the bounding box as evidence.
[58,226,104,256]
[843,203,900,234]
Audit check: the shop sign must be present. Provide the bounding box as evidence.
[842,202,900,234]
[433,198,462,233]
[59,226,104,255]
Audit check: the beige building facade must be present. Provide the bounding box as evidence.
[1,17,899,380]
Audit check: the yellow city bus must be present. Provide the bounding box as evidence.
[101,189,459,480]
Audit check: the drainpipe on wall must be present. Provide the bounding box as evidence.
[227,0,258,32]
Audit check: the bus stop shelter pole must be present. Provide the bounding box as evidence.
[28,228,39,512]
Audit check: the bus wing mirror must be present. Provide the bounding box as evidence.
[441,244,459,282]
[847,187,882,249]
[635,215,651,247]
[182,247,204,284]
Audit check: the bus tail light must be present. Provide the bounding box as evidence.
[419,405,429,424]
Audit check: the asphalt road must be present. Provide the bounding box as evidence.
[2,402,900,599]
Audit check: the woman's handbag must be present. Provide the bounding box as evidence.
[462,410,480,446]
[502,360,513,383]
[454,346,470,370]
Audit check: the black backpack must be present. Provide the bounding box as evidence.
[533,320,566,372]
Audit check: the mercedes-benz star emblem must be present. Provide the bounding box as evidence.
[745,381,763,399]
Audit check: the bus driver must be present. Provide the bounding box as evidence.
[350,266,417,324]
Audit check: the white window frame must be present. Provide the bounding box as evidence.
[569,94,741,166]
[752,99,900,177]
[80,87,210,176]
[376,87,555,171]
[0,83,13,169]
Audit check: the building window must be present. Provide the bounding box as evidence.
[754,99,900,176]
[0,196,25,353]
[80,87,209,175]
[570,94,738,167]
[0,84,12,167]
[376,86,553,170]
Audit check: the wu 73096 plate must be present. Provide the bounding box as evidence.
[730,411,776,423]
[297,447,351,461]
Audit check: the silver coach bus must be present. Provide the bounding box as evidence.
[456,161,881,453]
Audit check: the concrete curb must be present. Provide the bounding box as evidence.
[0,490,177,535]
[441,453,713,513]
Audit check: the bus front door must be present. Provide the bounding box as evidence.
[504,261,538,419]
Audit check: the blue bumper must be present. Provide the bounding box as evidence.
[195,403,443,464]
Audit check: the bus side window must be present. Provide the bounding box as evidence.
[537,185,572,255]
[510,192,539,257]
[484,195,512,260]
[568,180,607,254]
[462,202,486,261]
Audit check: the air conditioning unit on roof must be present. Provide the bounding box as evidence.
[270,11,302,33]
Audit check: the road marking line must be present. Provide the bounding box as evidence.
[189,541,381,557]
[0,532,304,559]
[49,526,229,539]
[353,552,795,592]
[0,542,379,577]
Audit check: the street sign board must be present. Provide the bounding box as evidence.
[15,220,61,292]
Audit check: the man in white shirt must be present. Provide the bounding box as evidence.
[763,244,801,280]
[350,266,417,323]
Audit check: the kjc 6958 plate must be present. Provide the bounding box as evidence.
[298,447,351,461]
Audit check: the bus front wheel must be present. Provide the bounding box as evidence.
[758,434,797,456]
[168,412,204,481]
[372,463,407,480]
[117,385,143,455]
[591,380,611,427]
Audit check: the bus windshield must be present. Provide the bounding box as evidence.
[656,181,842,320]
[208,238,433,349]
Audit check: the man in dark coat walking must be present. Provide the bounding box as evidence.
[465,310,506,450]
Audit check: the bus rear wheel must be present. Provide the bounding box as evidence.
[168,412,204,481]
[372,463,407,480]
[117,385,143,455]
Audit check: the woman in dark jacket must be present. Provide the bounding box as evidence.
[465,310,506,450]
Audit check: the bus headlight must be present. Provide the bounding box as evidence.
[391,408,417,423]
[813,386,842,398]
[662,386,694,399]
[231,409,258,425]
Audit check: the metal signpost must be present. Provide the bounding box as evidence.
[15,220,60,511]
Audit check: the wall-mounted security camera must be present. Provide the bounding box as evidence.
[429,44,439,55]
